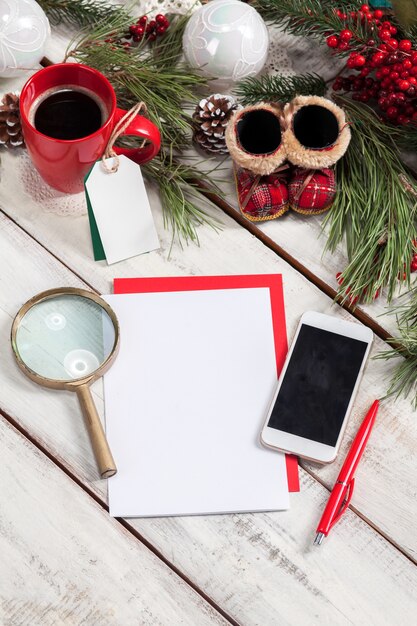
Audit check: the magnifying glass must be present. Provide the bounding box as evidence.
[11,287,119,479]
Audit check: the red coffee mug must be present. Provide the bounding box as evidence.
[20,63,161,194]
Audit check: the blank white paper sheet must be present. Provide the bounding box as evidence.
[104,288,290,517]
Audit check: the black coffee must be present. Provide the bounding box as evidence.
[34,89,104,140]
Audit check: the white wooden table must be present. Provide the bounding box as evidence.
[1,17,417,626]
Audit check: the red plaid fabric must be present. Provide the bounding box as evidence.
[235,166,289,222]
[289,167,336,215]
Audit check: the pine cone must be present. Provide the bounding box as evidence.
[0,93,25,149]
[193,94,238,155]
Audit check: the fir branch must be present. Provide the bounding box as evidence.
[324,96,417,304]
[38,0,129,27]
[254,0,381,55]
[66,15,206,154]
[151,13,190,69]
[65,12,220,245]
[235,73,326,105]
[144,158,222,247]
[376,292,417,405]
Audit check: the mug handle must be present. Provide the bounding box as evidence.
[112,107,161,164]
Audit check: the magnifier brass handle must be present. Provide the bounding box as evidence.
[76,385,117,479]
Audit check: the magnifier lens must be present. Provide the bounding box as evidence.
[14,294,116,381]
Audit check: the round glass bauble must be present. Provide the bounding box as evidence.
[0,0,50,77]
[183,0,269,83]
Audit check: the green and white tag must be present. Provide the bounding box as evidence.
[85,155,159,264]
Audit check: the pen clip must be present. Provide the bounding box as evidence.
[329,478,355,530]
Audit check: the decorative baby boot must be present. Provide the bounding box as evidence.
[282,96,350,215]
[225,103,289,221]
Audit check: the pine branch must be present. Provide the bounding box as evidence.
[254,0,382,55]
[144,158,222,247]
[324,96,417,304]
[235,73,326,105]
[64,11,220,245]
[376,291,417,405]
[151,13,190,69]
[66,15,206,154]
[38,0,129,27]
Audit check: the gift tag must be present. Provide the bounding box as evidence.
[85,155,160,265]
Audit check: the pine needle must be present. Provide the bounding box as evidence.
[254,0,379,55]
[63,11,220,245]
[324,96,417,304]
[235,73,326,105]
[38,0,129,27]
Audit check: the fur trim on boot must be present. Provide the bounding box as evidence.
[225,103,286,176]
[282,96,351,169]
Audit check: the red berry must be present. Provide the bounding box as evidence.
[386,105,399,118]
[374,9,383,19]
[409,76,417,85]
[156,25,166,35]
[378,97,388,110]
[403,59,413,70]
[338,41,350,51]
[401,71,410,79]
[138,15,147,25]
[390,71,399,81]
[390,26,398,35]
[367,39,376,47]
[399,39,412,52]
[379,30,391,41]
[372,51,385,65]
[360,4,370,11]
[354,54,366,67]
[399,80,410,91]
[387,39,399,50]
[156,14,166,23]
[340,29,353,41]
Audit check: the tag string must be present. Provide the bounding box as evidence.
[101,102,147,173]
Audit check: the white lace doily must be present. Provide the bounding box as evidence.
[19,151,87,216]
[134,0,201,16]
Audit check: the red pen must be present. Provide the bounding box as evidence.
[314,399,379,545]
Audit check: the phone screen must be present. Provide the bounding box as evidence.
[267,324,369,446]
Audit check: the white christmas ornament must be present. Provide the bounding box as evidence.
[0,0,50,77]
[183,0,268,83]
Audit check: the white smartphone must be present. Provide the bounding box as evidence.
[260,311,373,464]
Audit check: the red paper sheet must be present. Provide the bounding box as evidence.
[114,274,300,493]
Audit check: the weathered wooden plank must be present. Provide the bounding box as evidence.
[1,208,417,626]
[0,415,226,626]
[2,21,417,624]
